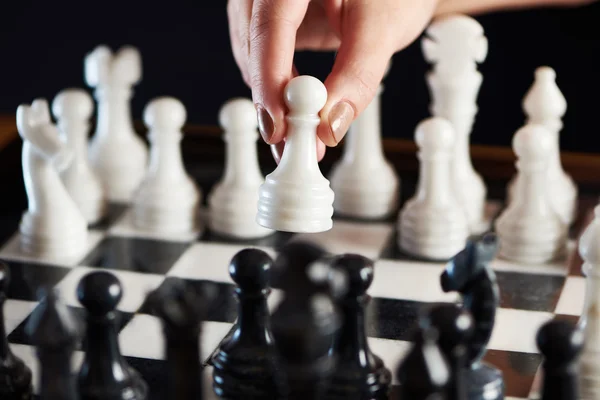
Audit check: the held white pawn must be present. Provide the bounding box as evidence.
[85,45,148,202]
[329,62,399,219]
[397,117,470,260]
[578,205,600,400]
[52,89,106,225]
[208,98,273,238]
[132,97,201,235]
[256,75,335,233]
[16,99,88,259]
[495,124,568,264]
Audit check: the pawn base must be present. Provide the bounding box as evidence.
[19,212,88,260]
[325,360,391,400]
[466,363,504,400]
[0,354,32,400]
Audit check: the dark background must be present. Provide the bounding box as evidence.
[0,1,599,152]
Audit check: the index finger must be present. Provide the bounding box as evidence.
[248,0,310,145]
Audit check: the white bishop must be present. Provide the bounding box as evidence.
[208,98,273,239]
[397,117,469,260]
[495,123,568,264]
[256,75,334,233]
[17,99,88,259]
[52,88,106,224]
[329,62,399,219]
[85,45,148,202]
[132,97,201,235]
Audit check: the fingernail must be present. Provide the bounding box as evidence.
[328,101,354,144]
[256,105,275,143]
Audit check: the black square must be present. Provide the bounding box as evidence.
[137,277,237,324]
[89,203,129,231]
[200,228,294,251]
[8,305,134,349]
[483,349,542,398]
[495,271,565,312]
[124,357,169,400]
[366,297,441,341]
[1,259,72,302]
[80,236,191,275]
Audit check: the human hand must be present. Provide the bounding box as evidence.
[227,0,439,162]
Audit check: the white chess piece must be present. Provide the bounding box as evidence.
[256,75,335,233]
[329,62,400,219]
[208,98,273,239]
[85,45,148,202]
[495,124,568,264]
[397,117,469,260]
[521,67,577,225]
[422,14,489,234]
[132,97,201,235]
[578,205,600,400]
[52,88,106,225]
[16,99,88,259]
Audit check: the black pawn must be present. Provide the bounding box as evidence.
[325,254,391,400]
[0,261,32,400]
[271,241,342,400]
[396,306,450,400]
[26,290,81,400]
[428,304,474,400]
[76,271,148,400]
[147,278,205,400]
[537,320,583,400]
[212,248,280,399]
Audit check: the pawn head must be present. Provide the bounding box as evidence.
[143,96,187,130]
[218,98,258,132]
[284,75,328,115]
[76,271,122,316]
[513,124,553,162]
[331,254,374,297]
[415,117,455,151]
[536,319,583,364]
[229,248,273,292]
[272,240,328,290]
[523,66,567,121]
[52,88,94,121]
[426,303,474,352]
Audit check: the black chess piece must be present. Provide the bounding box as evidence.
[0,261,32,400]
[428,303,475,400]
[440,232,504,400]
[324,254,391,400]
[397,305,450,400]
[146,278,205,400]
[211,248,280,399]
[26,289,82,400]
[537,319,583,400]
[270,241,343,400]
[76,271,148,400]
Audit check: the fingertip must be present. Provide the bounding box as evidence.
[316,137,327,161]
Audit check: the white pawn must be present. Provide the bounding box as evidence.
[397,117,469,260]
[16,99,88,259]
[578,205,600,400]
[85,45,148,202]
[329,62,399,219]
[256,76,334,233]
[524,67,577,225]
[207,98,273,238]
[132,97,201,235]
[52,88,106,225]
[495,124,568,264]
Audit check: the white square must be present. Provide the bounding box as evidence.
[5,299,37,334]
[108,209,202,243]
[0,230,105,267]
[290,220,394,260]
[118,314,233,363]
[371,259,458,303]
[55,266,166,313]
[488,308,554,353]
[168,242,276,283]
[554,275,586,316]
[367,337,411,384]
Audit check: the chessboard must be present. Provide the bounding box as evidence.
[0,118,596,400]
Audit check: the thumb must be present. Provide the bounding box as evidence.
[317,2,396,146]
